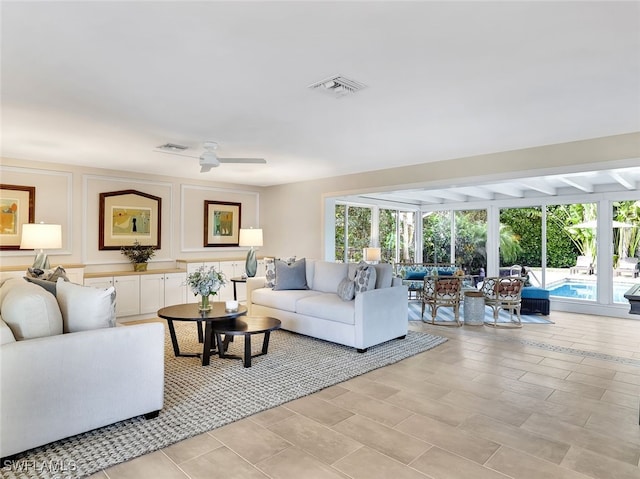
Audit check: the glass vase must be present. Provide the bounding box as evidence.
[199,294,212,312]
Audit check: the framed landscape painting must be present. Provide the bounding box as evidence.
[0,184,35,250]
[204,201,241,247]
[99,189,161,250]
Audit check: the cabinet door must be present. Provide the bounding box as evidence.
[218,261,238,301]
[113,275,140,317]
[139,274,165,314]
[164,272,187,307]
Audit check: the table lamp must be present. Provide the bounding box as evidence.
[20,223,62,270]
[239,228,263,277]
[363,247,381,264]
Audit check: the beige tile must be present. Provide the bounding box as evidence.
[101,451,187,479]
[500,357,572,379]
[211,419,291,464]
[561,445,640,479]
[439,389,532,427]
[600,389,640,409]
[459,414,570,464]
[328,390,413,427]
[424,372,505,400]
[373,370,452,400]
[498,390,591,427]
[472,372,555,400]
[410,446,511,479]
[395,413,500,465]
[267,414,362,464]
[315,384,351,400]
[163,432,223,464]
[486,446,594,479]
[333,446,431,479]
[180,446,268,479]
[521,412,640,465]
[540,357,617,379]
[340,376,400,400]
[86,473,108,479]
[518,371,606,399]
[614,370,640,385]
[249,405,296,427]
[452,357,527,380]
[284,395,354,426]
[385,390,473,427]
[256,447,350,479]
[331,414,431,464]
[565,371,640,396]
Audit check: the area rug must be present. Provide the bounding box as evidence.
[3,322,447,479]
[408,301,554,324]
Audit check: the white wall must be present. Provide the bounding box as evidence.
[0,158,264,272]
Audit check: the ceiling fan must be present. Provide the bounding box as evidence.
[155,141,266,173]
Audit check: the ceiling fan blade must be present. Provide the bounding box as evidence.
[154,149,200,159]
[217,158,267,164]
[200,164,213,173]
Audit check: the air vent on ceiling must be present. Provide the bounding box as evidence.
[156,143,189,152]
[308,75,367,98]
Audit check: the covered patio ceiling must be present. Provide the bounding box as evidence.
[349,165,640,207]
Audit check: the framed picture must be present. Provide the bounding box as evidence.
[99,189,161,250]
[0,184,35,250]
[204,201,241,247]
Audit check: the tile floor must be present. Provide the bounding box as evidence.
[90,311,640,479]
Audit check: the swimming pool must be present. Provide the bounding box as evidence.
[547,280,634,303]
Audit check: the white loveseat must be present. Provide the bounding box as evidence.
[247,260,408,351]
[0,278,164,458]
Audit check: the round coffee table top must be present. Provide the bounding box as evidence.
[158,302,247,321]
[212,316,281,335]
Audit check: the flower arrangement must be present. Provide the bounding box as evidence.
[120,240,156,270]
[186,265,227,298]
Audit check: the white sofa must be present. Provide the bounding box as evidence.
[247,260,408,351]
[0,278,164,458]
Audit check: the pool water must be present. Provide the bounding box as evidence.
[548,281,634,303]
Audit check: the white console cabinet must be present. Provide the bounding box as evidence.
[139,272,187,314]
[84,275,140,317]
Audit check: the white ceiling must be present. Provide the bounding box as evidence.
[1,1,639,188]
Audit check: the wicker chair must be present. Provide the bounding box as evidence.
[421,276,462,326]
[480,276,524,328]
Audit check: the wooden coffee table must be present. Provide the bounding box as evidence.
[157,302,247,366]
[213,316,281,367]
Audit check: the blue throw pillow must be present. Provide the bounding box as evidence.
[273,258,308,290]
[405,271,425,280]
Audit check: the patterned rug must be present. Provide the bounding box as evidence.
[3,322,447,479]
[408,301,554,324]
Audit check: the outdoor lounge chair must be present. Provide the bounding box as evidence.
[615,257,639,277]
[570,256,593,275]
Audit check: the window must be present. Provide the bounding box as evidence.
[455,209,487,274]
[422,211,451,264]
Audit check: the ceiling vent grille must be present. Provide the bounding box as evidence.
[308,75,367,98]
[156,143,189,152]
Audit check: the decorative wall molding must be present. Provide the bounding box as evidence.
[0,165,73,258]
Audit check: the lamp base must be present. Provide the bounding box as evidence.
[245,247,257,278]
[32,250,50,271]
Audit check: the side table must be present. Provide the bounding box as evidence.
[463,290,485,325]
[230,276,247,301]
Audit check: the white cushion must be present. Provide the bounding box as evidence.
[0,280,63,340]
[337,278,355,301]
[251,287,321,312]
[56,278,116,333]
[0,318,16,344]
[296,294,355,325]
[373,263,393,289]
[312,261,348,294]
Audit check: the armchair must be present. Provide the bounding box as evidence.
[480,276,524,328]
[421,276,462,326]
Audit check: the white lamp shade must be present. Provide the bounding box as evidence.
[363,247,381,262]
[239,228,263,247]
[20,223,62,250]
